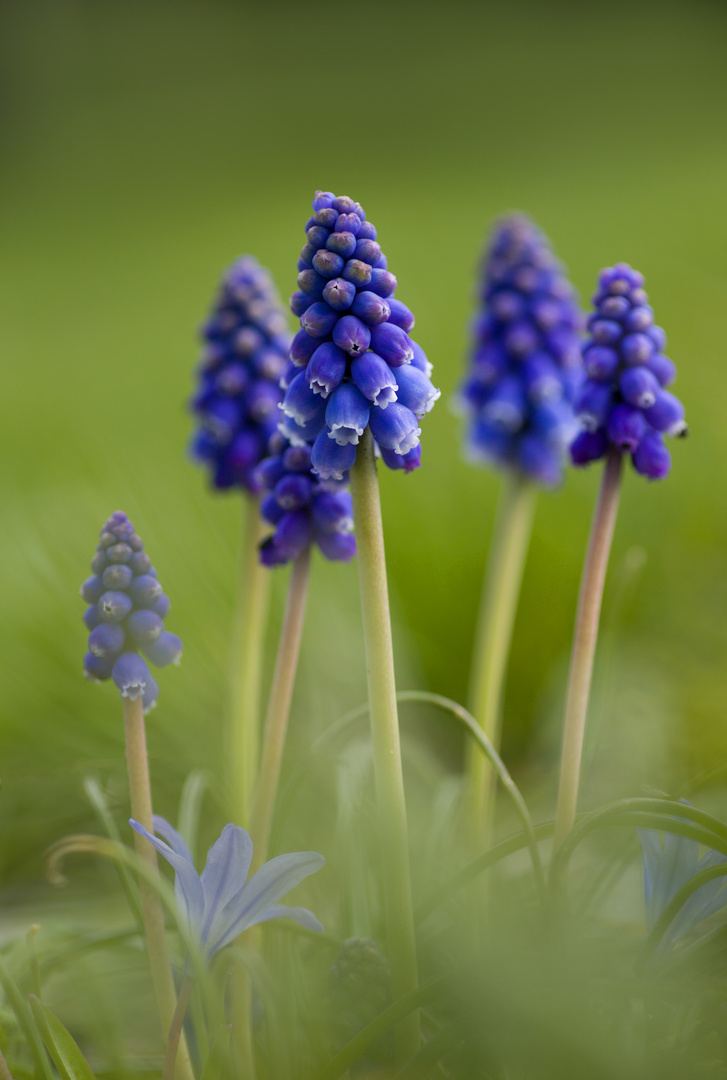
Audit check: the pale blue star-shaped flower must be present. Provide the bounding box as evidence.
[639,822,727,951]
[130,816,325,960]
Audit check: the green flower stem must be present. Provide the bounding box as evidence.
[229,495,271,826]
[466,471,536,844]
[553,449,623,848]
[249,546,311,873]
[123,696,194,1080]
[349,428,419,1067]
[162,976,194,1080]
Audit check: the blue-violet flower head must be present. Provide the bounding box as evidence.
[256,432,356,567]
[191,256,291,493]
[129,815,324,961]
[284,192,439,478]
[456,215,582,487]
[81,511,180,711]
[571,263,687,479]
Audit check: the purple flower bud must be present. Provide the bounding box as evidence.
[83,605,102,631]
[283,444,313,472]
[621,332,654,366]
[591,320,622,346]
[532,399,579,448]
[256,454,286,489]
[307,342,347,398]
[570,428,608,466]
[522,354,562,402]
[274,473,313,509]
[648,325,667,352]
[350,291,391,326]
[367,269,397,298]
[322,277,356,311]
[261,492,285,525]
[624,305,654,332]
[277,411,326,447]
[410,342,433,377]
[129,575,163,609]
[518,434,562,487]
[354,239,381,265]
[576,380,613,432]
[290,328,319,367]
[315,529,356,561]
[326,232,357,258]
[297,269,327,300]
[89,622,126,659]
[341,259,372,288]
[112,652,153,700]
[84,651,114,682]
[311,429,357,480]
[282,372,329,425]
[298,244,315,269]
[584,345,620,382]
[307,225,331,249]
[127,609,164,645]
[290,290,314,317]
[152,594,171,619]
[647,352,676,387]
[107,543,133,564]
[358,221,377,240]
[351,352,398,407]
[369,401,421,455]
[80,575,105,604]
[311,490,354,532]
[301,302,338,339]
[644,390,687,436]
[99,591,134,623]
[482,376,527,432]
[143,631,183,669]
[314,208,338,228]
[633,430,671,479]
[394,365,440,417]
[333,315,371,357]
[378,444,422,473]
[468,421,512,466]
[129,552,153,578]
[386,298,415,332]
[312,250,345,280]
[325,383,371,445]
[142,674,159,713]
[312,190,336,211]
[369,323,413,367]
[619,366,660,408]
[607,403,646,451]
[272,511,312,560]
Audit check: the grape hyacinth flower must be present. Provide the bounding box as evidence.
[191,256,291,491]
[256,433,356,567]
[639,822,727,953]
[81,511,181,712]
[571,263,687,479]
[283,191,439,478]
[457,214,582,487]
[458,215,582,847]
[130,816,324,961]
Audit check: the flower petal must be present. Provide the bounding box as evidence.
[152,815,195,866]
[199,824,253,945]
[129,818,204,940]
[206,851,325,955]
[247,904,324,934]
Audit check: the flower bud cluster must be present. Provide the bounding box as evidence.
[80,512,182,711]
[191,257,291,492]
[457,215,582,486]
[256,433,355,566]
[571,264,687,479]
[282,191,439,478]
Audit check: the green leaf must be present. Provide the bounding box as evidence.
[28,996,97,1080]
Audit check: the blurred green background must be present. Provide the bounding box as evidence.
[1,0,727,885]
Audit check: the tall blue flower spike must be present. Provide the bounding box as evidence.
[191,256,291,492]
[571,263,687,479]
[256,432,356,567]
[129,816,324,960]
[284,191,439,479]
[81,511,181,711]
[456,215,582,487]
[639,819,727,952]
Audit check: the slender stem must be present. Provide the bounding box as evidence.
[163,976,194,1080]
[466,471,536,844]
[229,495,271,826]
[0,1046,14,1080]
[249,547,311,872]
[349,428,419,1066]
[553,449,623,848]
[123,696,194,1080]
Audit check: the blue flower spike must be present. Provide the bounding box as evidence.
[81,511,180,711]
[572,263,687,479]
[639,815,727,953]
[129,816,324,961]
[191,256,292,492]
[256,432,356,567]
[284,191,439,478]
[456,215,582,486]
